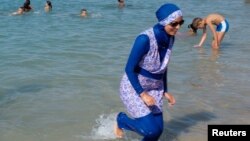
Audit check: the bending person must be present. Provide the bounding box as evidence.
[188,13,229,49]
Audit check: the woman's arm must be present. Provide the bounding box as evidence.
[164,92,175,107]
[194,27,207,48]
[125,34,158,106]
[125,34,150,95]
[198,27,207,46]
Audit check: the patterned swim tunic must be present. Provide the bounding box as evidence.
[119,27,174,118]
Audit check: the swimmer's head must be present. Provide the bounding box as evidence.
[46,1,52,8]
[118,0,125,3]
[188,17,203,33]
[45,1,52,12]
[80,9,87,17]
[118,0,125,7]
[24,0,30,5]
[23,0,30,8]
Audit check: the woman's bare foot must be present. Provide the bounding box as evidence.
[114,122,123,138]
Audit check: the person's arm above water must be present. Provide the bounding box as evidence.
[125,34,150,95]
[194,26,207,47]
[162,68,175,107]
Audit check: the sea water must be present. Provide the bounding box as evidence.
[0,0,249,141]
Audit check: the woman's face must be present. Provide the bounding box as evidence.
[164,16,184,36]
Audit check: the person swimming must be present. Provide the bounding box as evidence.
[80,8,88,17]
[118,0,125,8]
[44,0,52,12]
[12,7,25,15]
[23,0,32,12]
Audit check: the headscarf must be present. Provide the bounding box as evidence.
[156,3,182,26]
[152,3,182,49]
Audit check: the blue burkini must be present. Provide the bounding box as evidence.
[117,3,183,141]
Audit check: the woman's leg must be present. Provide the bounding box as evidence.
[217,32,226,46]
[117,112,163,141]
[211,32,225,49]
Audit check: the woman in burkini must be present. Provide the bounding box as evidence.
[188,13,229,49]
[114,3,184,141]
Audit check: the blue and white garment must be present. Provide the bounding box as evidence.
[119,27,174,118]
[156,3,183,26]
[216,19,229,32]
[117,3,182,140]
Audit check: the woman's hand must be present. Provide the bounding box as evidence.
[140,92,156,106]
[164,92,175,107]
[193,44,201,48]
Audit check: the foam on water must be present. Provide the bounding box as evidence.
[75,113,117,140]
[78,113,140,141]
[91,113,117,140]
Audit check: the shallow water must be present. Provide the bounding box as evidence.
[0,0,250,141]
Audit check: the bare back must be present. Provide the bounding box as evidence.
[205,13,225,25]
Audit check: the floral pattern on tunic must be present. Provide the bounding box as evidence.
[120,28,173,118]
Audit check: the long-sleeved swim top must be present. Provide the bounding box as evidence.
[125,23,174,95]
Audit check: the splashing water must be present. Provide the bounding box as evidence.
[76,113,141,141]
[91,113,117,140]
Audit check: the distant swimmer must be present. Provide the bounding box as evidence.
[23,0,32,12]
[44,0,52,12]
[117,0,125,8]
[12,7,25,15]
[12,0,32,15]
[188,13,229,49]
[80,8,88,17]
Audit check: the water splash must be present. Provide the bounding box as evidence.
[91,113,117,140]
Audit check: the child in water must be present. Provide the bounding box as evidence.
[188,13,229,49]
[23,0,32,12]
[44,0,52,12]
[118,0,125,8]
[80,9,88,17]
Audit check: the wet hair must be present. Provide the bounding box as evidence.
[24,0,30,5]
[23,0,30,7]
[118,0,124,3]
[23,0,32,11]
[46,1,52,8]
[81,8,87,12]
[188,17,202,33]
